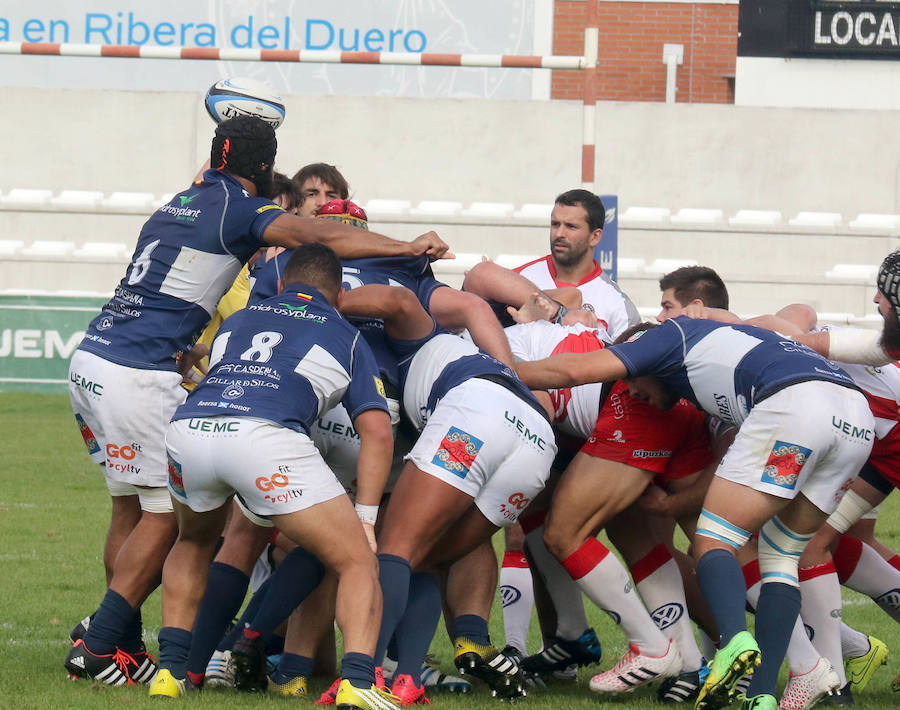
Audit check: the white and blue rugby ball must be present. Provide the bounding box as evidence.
[204,77,286,129]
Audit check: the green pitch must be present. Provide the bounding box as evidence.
[2,393,899,709]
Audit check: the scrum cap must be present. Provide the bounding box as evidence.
[210,116,276,191]
[315,199,369,231]
[877,250,900,319]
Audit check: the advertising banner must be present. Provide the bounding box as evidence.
[0,295,104,394]
[0,1,541,98]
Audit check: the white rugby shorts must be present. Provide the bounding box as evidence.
[406,378,556,527]
[311,399,403,497]
[166,416,346,518]
[68,349,185,488]
[715,380,874,514]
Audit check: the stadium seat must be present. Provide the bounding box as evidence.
[431,251,484,275]
[728,209,783,226]
[73,242,131,261]
[101,192,156,213]
[512,203,553,224]
[153,193,176,209]
[362,199,412,218]
[619,206,671,225]
[0,188,53,209]
[494,254,539,269]
[644,258,698,275]
[50,190,104,211]
[461,202,515,219]
[616,257,647,275]
[848,213,900,232]
[409,201,464,217]
[788,211,842,230]
[825,263,878,282]
[20,240,76,258]
[0,239,25,257]
[670,208,724,226]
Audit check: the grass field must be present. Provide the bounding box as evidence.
[3,392,900,709]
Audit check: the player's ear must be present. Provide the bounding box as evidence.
[689,297,705,307]
[589,227,603,247]
[335,287,346,309]
[277,278,284,295]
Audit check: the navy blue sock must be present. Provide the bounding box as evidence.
[696,549,748,646]
[82,589,135,653]
[186,562,250,675]
[272,652,315,684]
[158,626,192,679]
[747,582,801,697]
[342,651,376,689]
[119,608,144,654]
[453,614,490,646]
[221,576,272,651]
[248,547,325,641]
[265,633,285,657]
[395,573,442,678]
[374,554,412,665]
[386,635,399,663]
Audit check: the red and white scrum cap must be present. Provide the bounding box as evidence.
[315,199,368,231]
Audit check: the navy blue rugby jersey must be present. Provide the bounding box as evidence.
[394,328,543,431]
[78,170,284,370]
[249,252,446,389]
[173,284,388,434]
[607,316,857,426]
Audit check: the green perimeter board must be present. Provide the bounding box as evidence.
[0,294,106,394]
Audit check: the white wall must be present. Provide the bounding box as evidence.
[6,87,900,218]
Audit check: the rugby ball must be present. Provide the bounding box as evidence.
[204,77,286,129]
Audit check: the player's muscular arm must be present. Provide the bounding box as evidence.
[353,408,394,552]
[339,285,434,341]
[515,349,628,390]
[427,287,515,366]
[462,260,580,311]
[264,215,450,260]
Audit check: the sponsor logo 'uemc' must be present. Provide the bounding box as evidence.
[503,411,548,451]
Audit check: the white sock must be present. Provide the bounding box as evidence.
[524,525,589,641]
[840,622,871,659]
[499,550,534,655]
[799,563,846,686]
[698,628,717,660]
[561,538,668,656]
[835,536,900,622]
[631,545,702,671]
[785,616,821,675]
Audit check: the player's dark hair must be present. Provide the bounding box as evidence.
[554,189,606,232]
[282,243,342,298]
[659,266,729,310]
[210,116,277,197]
[292,163,350,204]
[271,171,303,213]
[613,321,658,345]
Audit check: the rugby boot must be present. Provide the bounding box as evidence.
[589,638,681,693]
[335,679,402,710]
[65,639,137,685]
[522,627,603,677]
[268,673,308,697]
[148,668,186,698]
[232,632,268,691]
[454,636,526,699]
[696,631,761,710]
[779,658,840,710]
[844,636,887,692]
[391,673,430,705]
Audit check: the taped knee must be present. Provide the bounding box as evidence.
[826,490,874,534]
[757,516,812,587]
[138,485,175,513]
[696,509,752,550]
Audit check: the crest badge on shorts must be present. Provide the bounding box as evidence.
[761,440,811,490]
[432,426,483,479]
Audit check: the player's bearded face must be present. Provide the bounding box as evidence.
[881,310,900,353]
